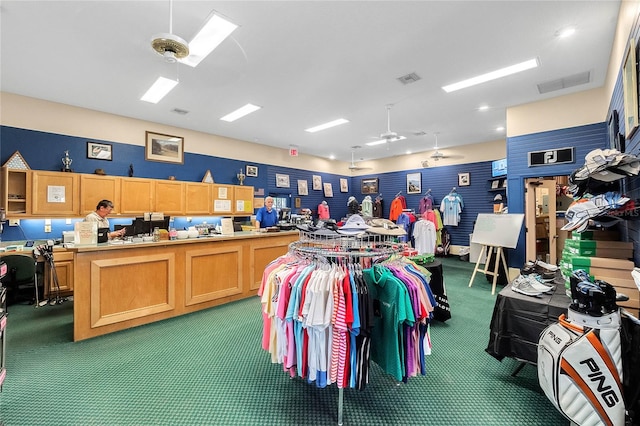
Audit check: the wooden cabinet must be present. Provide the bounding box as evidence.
[185,182,212,215]
[1,167,31,216]
[46,251,74,296]
[211,184,234,214]
[233,186,254,214]
[4,170,252,218]
[80,174,121,215]
[120,177,153,214]
[154,180,185,215]
[31,171,79,216]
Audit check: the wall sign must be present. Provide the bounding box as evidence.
[528,147,574,167]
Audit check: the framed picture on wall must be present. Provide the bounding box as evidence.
[87,142,112,161]
[312,175,322,190]
[458,172,470,187]
[246,165,258,177]
[297,179,308,195]
[276,173,290,188]
[340,178,348,193]
[622,38,639,138]
[361,178,378,194]
[145,131,184,164]
[406,172,421,194]
[323,182,333,198]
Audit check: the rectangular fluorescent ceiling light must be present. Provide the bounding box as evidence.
[305,118,349,133]
[140,77,178,104]
[180,12,238,68]
[442,58,539,93]
[366,136,406,146]
[220,103,261,122]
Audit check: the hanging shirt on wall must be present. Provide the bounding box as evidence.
[372,197,384,218]
[389,195,406,221]
[361,196,373,217]
[439,193,463,226]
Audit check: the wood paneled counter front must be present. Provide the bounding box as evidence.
[67,231,298,341]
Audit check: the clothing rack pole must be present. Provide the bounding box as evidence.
[338,388,344,425]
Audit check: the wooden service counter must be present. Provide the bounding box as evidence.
[67,231,298,341]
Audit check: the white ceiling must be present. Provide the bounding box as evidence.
[0,1,620,165]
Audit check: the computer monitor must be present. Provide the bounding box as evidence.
[97,227,109,243]
[132,216,170,235]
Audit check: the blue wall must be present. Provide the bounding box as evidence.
[1,125,498,244]
[506,123,607,267]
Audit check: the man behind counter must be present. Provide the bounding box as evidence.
[84,199,126,239]
[255,196,278,229]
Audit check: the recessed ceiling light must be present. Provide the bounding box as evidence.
[442,58,539,92]
[180,12,238,68]
[220,103,261,122]
[556,27,576,38]
[141,77,178,103]
[406,150,412,155]
[366,136,406,146]
[329,154,335,160]
[305,118,349,133]
[478,105,489,111]
[496,126,505,132]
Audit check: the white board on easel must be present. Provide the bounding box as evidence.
[470,213,524,249]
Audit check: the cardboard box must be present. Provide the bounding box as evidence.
[570,256,634,270]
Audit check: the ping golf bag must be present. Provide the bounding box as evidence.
[538,270,625,426]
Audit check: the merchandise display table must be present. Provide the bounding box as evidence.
[485,280,570,365]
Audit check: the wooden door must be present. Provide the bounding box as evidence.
[525,178,557,264]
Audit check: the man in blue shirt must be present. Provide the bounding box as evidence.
[255,196,278,229]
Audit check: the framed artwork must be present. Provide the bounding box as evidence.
[608,110,619,149]
[361,178,378,194]
[406,172,421,194]
[297,179,308,195]
[340,178,348,193]
[87,142,112,161]
[246,165,258,177]
[312,175,322,190]
[145,131,184,164]
[276,173,290,188]
[458,172,470,187]
[622,38,639,138]
[323,182,333,198]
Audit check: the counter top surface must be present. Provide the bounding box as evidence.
[65,230,300,252]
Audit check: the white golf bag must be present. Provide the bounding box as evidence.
[538,309,624,426]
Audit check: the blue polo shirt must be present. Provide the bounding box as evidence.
[256,206,278,228]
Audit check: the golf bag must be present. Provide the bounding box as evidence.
[538,270,625,426]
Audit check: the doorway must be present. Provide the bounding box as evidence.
[525,177,573,265]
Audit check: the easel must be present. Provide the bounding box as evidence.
[468,244,509,295]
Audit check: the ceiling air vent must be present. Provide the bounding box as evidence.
[171,108,190,115]
[397,72,421,85]
[537,71,590,94]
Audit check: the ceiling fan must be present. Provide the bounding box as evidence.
[348,146,372,171]
[430,132,448,161]
[366,104,406,146]
[142,0,237,103]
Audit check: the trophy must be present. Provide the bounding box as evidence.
[236,169,246,186]
[61,150,73,172]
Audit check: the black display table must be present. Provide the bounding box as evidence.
[486,280,570,365]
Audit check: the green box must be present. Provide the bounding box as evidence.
[564,239,596,256]
[572,231,594,240]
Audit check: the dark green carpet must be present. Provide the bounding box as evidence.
[0,258,566,425]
